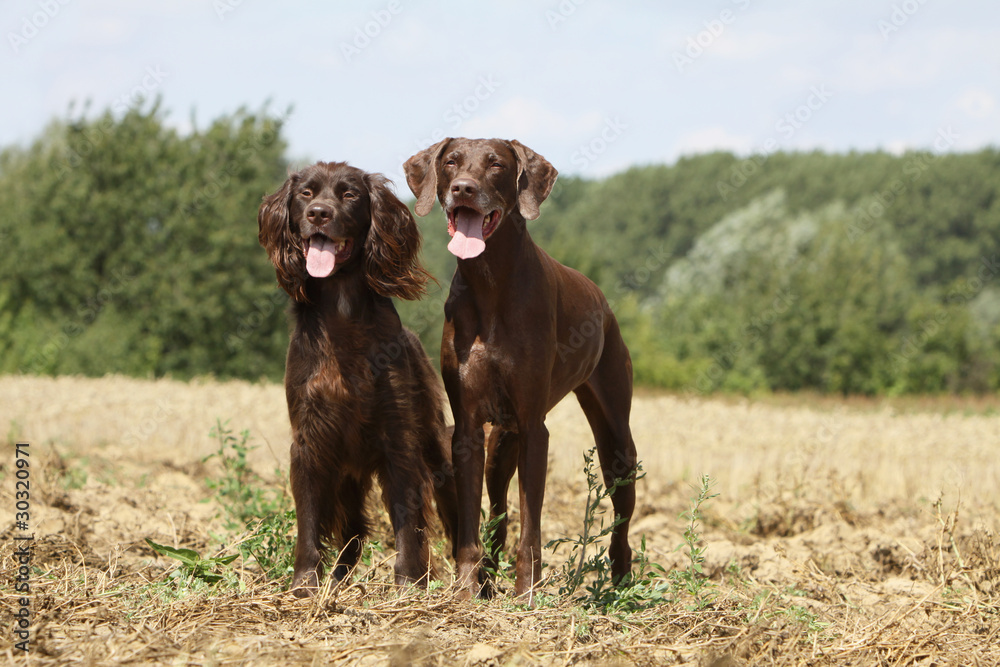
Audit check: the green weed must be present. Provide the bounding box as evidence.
[202,420,296,585]
[480,510,513,588]
[145,538,238,584]
[203,419,289,528]
[669,474,719,608]
[545,446,669,612]
[145,420,296,592]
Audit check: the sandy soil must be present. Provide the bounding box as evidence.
[1,375,998,665]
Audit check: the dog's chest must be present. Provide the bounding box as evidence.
[292,349,376,439]
[459,338,492,377]
[456,335,516,423]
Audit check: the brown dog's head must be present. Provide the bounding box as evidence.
[403,138,558,260]
[258,162,428,302]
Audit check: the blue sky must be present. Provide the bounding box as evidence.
[3,0,998,188]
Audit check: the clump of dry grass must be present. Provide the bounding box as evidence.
[4,508,999,665]
[2,376,1000,665]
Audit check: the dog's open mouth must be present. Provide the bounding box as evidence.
[303,234,352,278]
[446,207,500,259]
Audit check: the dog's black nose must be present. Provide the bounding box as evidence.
[306,203,334,224]
[450,178,479,199]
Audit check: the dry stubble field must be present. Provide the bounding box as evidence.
[1,374,999,665]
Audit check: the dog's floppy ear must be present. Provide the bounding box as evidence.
[258,171,308,302]
[404,138,451,217]
[508,140,558,221]
[364,173,431,301]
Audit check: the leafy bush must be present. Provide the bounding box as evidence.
[3,100,999,395]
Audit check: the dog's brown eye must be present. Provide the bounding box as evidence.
[445,160,456,167]
[491,162,503,169]
[299,189,313,198]
[343,191,358,200]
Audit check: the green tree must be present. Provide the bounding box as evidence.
[0,100,291,379]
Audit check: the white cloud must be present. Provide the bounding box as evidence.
[673,126,756,157]
[833,35,944,94]
[75,17,133,46]
[776,63,826,89]
[710,30,795,60]
[4,3,1000,175]
[954,88,996,119]
[883,141,909,156]
[834,28,1000,95]
[460,97,603,142]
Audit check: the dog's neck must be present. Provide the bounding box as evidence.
[454,212,536,297]
[299,270,390,331]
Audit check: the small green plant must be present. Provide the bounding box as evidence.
[200,420,296,586]
[670,474,719,608]
[785,603,829,636]
[724,558,745,586]
[145,538,238,584]
[603,534,671,611]
[51,451,89,490]
[480,510,513,586]
[203,419,288,529]
[360,539,385,569]
[742,587,832,642]
[239,509,297,581]
[546,446,661,612]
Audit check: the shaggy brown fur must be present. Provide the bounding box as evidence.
[258,162,457,597]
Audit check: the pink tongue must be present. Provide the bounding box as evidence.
[306,237,336,278]
[448,209,486,259]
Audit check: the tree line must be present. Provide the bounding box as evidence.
[2,103,998,394]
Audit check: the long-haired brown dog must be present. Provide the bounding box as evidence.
[258,161,456,597]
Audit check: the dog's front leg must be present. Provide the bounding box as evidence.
[289,437,323,597]
[514,421,549,601]
[451,419,486,598]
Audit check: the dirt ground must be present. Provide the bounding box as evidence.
[1,375,999,665]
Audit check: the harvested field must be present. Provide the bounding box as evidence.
[2,375,999,665]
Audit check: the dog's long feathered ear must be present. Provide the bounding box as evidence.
[364,173,431,301]
[508,140,558,221]
[404,138,451,217]
[258,171,308,302]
